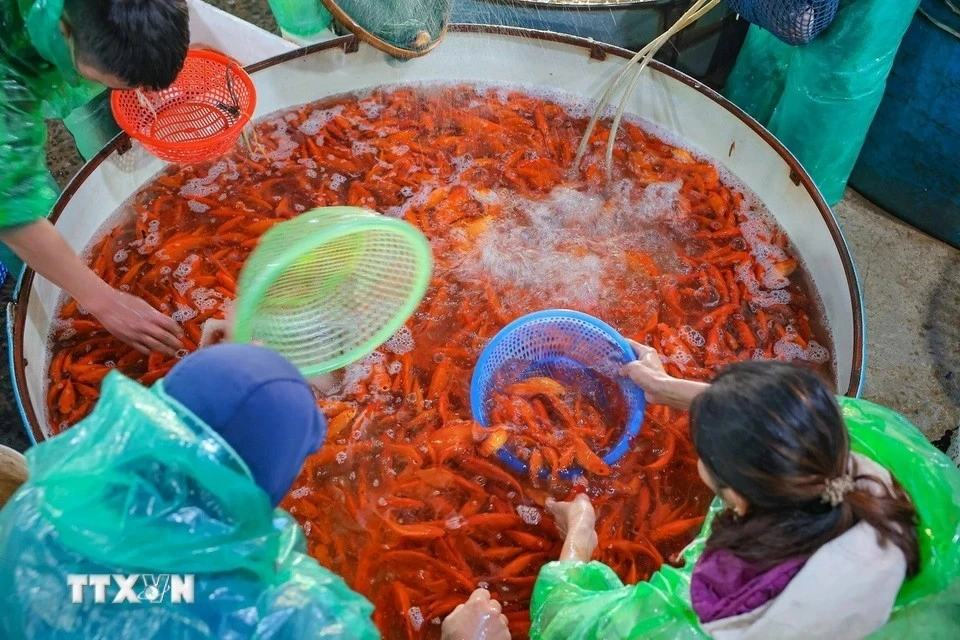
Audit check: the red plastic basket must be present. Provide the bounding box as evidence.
[111,49,257,164]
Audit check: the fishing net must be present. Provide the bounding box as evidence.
[724,0,840,45]
[722,0,921,204]
[530,397,960,638]
[320,0,451,57]
[232,207,432,377]
[0,372,378,639]
[471,310,646,476]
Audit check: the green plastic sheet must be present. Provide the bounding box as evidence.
[722,0,921,205]
[0,372,378,639]
[1,0,103,229]
[530,397,960,639]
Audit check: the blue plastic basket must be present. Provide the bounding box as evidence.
[470,309,646,477]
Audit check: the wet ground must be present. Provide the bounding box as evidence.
[1,0,957,453]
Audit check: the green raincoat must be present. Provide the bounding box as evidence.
[0,0,104,270]
[530,398,960,639]
[723,0,921,205]
[0,371,380,639]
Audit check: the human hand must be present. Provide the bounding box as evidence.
[546,493,596,537]
[87,288,183,355]
[440,589,510,640]
[546,494,598,562]
[199,318,232,348]
[620,339,675,405]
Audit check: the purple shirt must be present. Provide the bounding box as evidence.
[691,549,808,623]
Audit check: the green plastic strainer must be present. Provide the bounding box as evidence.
[232,206,432,376]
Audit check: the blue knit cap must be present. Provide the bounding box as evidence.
[163,344,325,506]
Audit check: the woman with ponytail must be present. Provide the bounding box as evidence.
[616,344,920,638]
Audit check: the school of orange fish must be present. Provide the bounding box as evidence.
[46,85,832,638]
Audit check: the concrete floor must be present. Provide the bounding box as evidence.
[1,1,957,452]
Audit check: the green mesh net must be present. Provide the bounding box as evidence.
[321,0,451,56]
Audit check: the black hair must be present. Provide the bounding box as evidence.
[690,360,919,575]
[64,0,189,89]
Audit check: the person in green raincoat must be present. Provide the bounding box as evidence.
[0,0,189,354]
[0,343,382,639]
[529,343,960,639]
[721,0,921,205]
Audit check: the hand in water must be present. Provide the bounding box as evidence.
[620,339,674,405]
[547,494,596,537]
[441,589,510,640]
[88,288,183,355]
[546,494,598,562]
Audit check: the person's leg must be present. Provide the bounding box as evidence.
[722,26,794,125]
[737,0,921,204]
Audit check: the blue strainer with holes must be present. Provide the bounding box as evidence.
[470,309,646,477]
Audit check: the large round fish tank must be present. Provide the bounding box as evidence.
[7,27,864,444]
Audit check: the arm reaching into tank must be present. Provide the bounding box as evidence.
[546,494,598,563]
[621,340,709,411]
[0,220,183,355]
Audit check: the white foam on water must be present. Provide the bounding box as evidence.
[290,486,311,499]
[187,200,210,213]
[113,249,128,263]
[774,336,831,364]
[384,326,415,355]
[330,173,347,190]
[408,608,423,631]
[679,326,705,348]
[454,181,678,311]
[352,141,376,156]
[516,505,541,526]
[179,160,236,197]
[171,302,197,323]
[299,106,344,136]
[173,279,194,296]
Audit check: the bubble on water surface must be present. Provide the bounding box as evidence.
[187,200,210,213]
[336,451,348,464]
[408,607,424,631]
[299,106,344,136]
[113,249,128,263]
[290,486,311,499]
[172,279,193,296]
[516,505,541,526]
[330,173,347,190]
[171,305,197,323]
[445,515,465,530]
[384,326,414,355]
[679,326,705,348]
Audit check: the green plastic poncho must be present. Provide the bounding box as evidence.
[0,372,379,640]
[530,397,960,639]
[722,0,921,205]
[0,0,104,270]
